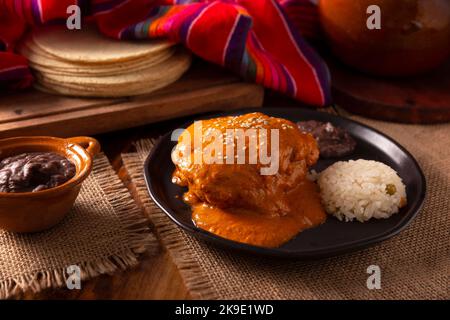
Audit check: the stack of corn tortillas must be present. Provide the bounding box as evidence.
[19,25,192,97]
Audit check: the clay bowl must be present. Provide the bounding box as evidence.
[0,136,101,233]
[319,0,450,76]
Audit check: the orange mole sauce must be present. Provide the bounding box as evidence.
[191,180,326,248]
[172,112,326,248]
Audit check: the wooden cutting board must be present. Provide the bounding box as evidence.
[330,58,450,124]
[0,61,264,138]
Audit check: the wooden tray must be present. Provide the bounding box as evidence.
[0,61,263,138]
[330,58,450,124]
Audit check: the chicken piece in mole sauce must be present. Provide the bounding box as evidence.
[172,113,327,248]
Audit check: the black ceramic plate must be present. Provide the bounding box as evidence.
[144,108,426,259]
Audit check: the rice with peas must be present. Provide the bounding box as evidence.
[317,159,407,222]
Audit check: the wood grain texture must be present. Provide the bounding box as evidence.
[330,58,450,124]
[0,60,264,138]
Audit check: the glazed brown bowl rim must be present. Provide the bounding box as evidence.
[0,136,98,198]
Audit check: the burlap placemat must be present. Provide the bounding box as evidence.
[122,114,449,300]
[0,153,157,299]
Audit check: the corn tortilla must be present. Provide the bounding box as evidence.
[32,25,173,64]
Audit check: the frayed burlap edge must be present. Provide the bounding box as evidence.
[122,140,219,300]
[0,154,158,299]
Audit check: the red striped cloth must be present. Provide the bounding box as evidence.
[0,0,330,106]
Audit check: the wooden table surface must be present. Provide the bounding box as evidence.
[17,92,306,300]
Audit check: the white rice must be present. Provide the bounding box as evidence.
[317,159,407,222]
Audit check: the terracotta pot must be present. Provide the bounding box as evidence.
[319,0,450,76]
[0,136,101,233]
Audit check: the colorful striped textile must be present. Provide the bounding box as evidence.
[0,0,331,106]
